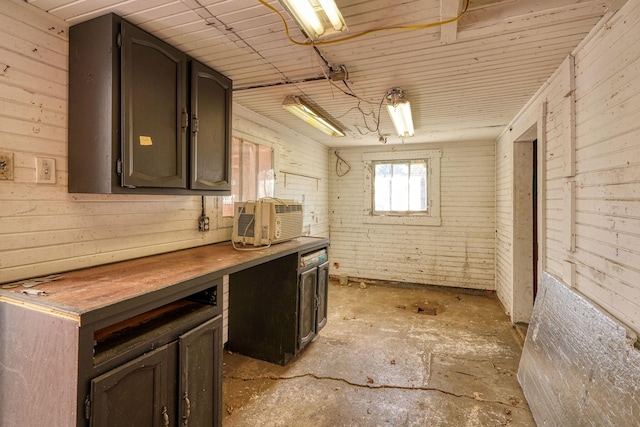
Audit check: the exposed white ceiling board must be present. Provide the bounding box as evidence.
[29,0,622,147]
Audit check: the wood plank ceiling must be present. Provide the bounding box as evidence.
[28,0,621,147]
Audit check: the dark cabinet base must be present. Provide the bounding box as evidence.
[228,248,329,366]
[88,315,222,427]
[0,238,328,426]
[228,253,299,365]
[87,307,222,427]
[90,343,176,427]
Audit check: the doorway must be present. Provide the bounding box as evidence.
[532,140,538,299]
[512,126,541,324]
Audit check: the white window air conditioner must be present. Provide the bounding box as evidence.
[232,198,303,246]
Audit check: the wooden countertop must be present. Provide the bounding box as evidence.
[0,237,329,327]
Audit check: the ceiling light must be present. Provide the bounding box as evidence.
[385,88,415,138]
[279,0,347,40]
[283,95,346,137]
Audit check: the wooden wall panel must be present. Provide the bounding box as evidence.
[572,0,640,333]
[0,1,329,285]
[231,104,330,238]
[495,127,513,310]
[496,0,640,333]
[329,140,496,290]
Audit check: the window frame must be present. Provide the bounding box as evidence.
[363,150,441,226]
[372,159,428,215]
[219,137,274,225]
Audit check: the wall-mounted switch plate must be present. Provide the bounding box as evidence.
[36,157,56,184]
[0,152,14,181]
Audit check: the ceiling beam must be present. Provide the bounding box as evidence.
[440,0,465,44]
[458,0,614,40]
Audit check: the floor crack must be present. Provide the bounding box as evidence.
[223,373,522,408]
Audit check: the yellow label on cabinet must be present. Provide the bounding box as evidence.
[139,136,153,146]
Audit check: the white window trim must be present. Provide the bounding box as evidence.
[217,137,274,229]
[363,149,441,226]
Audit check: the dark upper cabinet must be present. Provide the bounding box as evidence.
[68,13,231,195]
[121,21,187,189]
[190,61,232,191]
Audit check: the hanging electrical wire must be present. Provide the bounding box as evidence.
[258,0,471,47]
[309,58,383,139]
[333,88,390,142]
[335,151,351,177]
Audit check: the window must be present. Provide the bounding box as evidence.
[373,160,427,214]
[222,137,274,217]
[363,150,441,226]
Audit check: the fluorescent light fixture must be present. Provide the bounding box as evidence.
[279,0,347,40]
[385,88,415,138]
[283,95,345,137]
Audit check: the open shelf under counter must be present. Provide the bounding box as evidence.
[0,236,329,427]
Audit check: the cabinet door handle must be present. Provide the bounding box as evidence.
[162,406,170,427]
[181,108,189,130]
[183,392,191,425]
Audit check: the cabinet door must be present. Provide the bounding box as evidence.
[298,268,318,350]
[121,21,187,189]
[316,261,329,332]
[190,61,232,191]
[90,343,175,427]
[179,316,223,427]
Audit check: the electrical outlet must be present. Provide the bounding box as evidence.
[198,215,210,232]
[36,157,56,184]
[0,152,14,181]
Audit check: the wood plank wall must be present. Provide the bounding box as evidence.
[233,104,331,238]
[0,0,329,285]
[329,140,496,290]
[496,0,640,333]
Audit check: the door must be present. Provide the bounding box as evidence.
[179,316,223,427]
[316,261,329,331]
[298,268,317,350]
[190,60,232,191]
[90,343,175,427]
[121,21,187,189]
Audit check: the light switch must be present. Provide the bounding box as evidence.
[36,157,56,184]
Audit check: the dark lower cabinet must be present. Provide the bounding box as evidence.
[90,343,175,427]
[228,249,329,365]
[299,268,318,349]
[179,316,223,426]
[0,239,329,427]
[298,260,329,351]
[88,315,222,427]
[316,261,329,330]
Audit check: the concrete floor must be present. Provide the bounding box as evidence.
[222,281,536,427]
